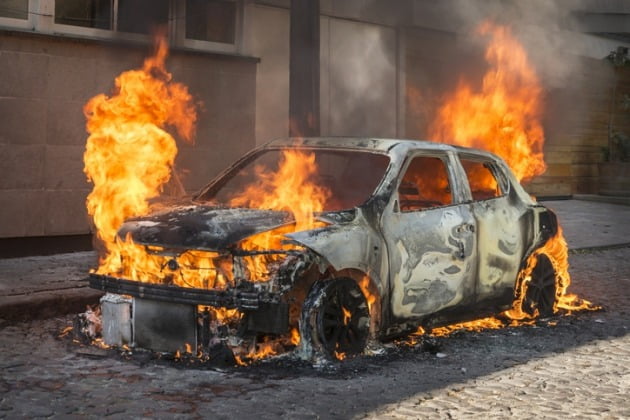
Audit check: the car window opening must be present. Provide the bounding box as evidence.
[197,149,391,212]
[461,159,503,200]
[398,156,453,212]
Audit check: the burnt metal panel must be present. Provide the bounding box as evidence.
[383,205,477,319]
[133,298,197,353]
[245,302,289,334]
[100,293,132,347]
[471,196,525,301]
[118,206,293,251]
[287,207,388,298]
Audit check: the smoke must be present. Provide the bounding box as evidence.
[416,0,614,89]
[323,18,397,137]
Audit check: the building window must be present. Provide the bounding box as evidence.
[185,0,236,44]
[0,0,28,20]
[55,0,112,29]
[117,0,169,35]
[0,0,242,54]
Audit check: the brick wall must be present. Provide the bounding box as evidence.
[529,59,630,196]
[0,31,256,239]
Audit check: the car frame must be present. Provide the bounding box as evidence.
[90,137,559,358]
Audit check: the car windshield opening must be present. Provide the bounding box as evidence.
[196,148,390,212]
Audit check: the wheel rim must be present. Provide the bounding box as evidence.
[523,254,557,317]
[316,279,369,355]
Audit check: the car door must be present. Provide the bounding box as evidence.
[458,155,525,303]
[381,152,478,320]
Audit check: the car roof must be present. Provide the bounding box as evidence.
[264,137,502,161]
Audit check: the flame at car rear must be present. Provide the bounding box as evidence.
[430,21,546,183]
[421,21,597,332]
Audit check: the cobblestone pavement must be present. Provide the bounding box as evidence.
[0,247,628,419]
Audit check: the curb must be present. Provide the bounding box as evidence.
[569,243,630,254]
[1,244,629,325]
[0,287,104,324]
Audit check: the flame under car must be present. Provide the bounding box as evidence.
[89,137,559,360]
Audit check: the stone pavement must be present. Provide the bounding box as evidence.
[542,199,630,250]
[0,245,628,418]
[0,198,629,322]
[0,198,628,418]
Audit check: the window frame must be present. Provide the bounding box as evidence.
[0,0,33,30]
[457,154,510,203]
[173,0,242,54]
[0,0,243,54]
[394,152,458,213]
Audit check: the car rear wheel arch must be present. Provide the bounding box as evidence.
[521,252,558,318]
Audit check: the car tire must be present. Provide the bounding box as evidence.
[299,278,370,359]
[522,253,558,318]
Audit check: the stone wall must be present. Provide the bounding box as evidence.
[529,59,630,196]
[0,31,257,239]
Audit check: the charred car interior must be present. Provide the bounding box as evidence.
[89,137,560,361]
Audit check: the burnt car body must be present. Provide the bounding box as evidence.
[90,137,559,358]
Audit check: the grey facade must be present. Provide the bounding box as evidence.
[1,0,629,242]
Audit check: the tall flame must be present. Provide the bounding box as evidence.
[414,21,598,335]
[429,21,546,182]
[83,36,197,273]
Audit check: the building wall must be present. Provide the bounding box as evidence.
[243,4,290,145]
[528,57,613,196]
[403,26,630,197]
[245,3,401,145]
[320,16,398,138]
[0,31,257,239]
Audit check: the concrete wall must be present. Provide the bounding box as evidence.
[245,3,401,144]
[243,4,290,145]
[320,16,398,137]
[0,31,256,238]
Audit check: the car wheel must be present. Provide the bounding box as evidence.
[522,253,557,317]
[300,278,370,358]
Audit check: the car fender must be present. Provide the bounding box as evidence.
[285,211,387,297]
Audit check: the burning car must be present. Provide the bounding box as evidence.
[89,137,560,361]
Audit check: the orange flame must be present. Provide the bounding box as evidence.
[430,317,507,337]
[234,339,279,366]
[228,149,330,290]
[342,306,352,326]
[289,327,301,346]
[84,43,329,362]
[359,275,377,315]
[399,22,598,344]
[84,36,197,275]
[229,149,331,233]
[429,22,599,320]
[429,21,546,183]
[505,225,599,321]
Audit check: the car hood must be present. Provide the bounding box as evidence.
[117,205,295,251]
